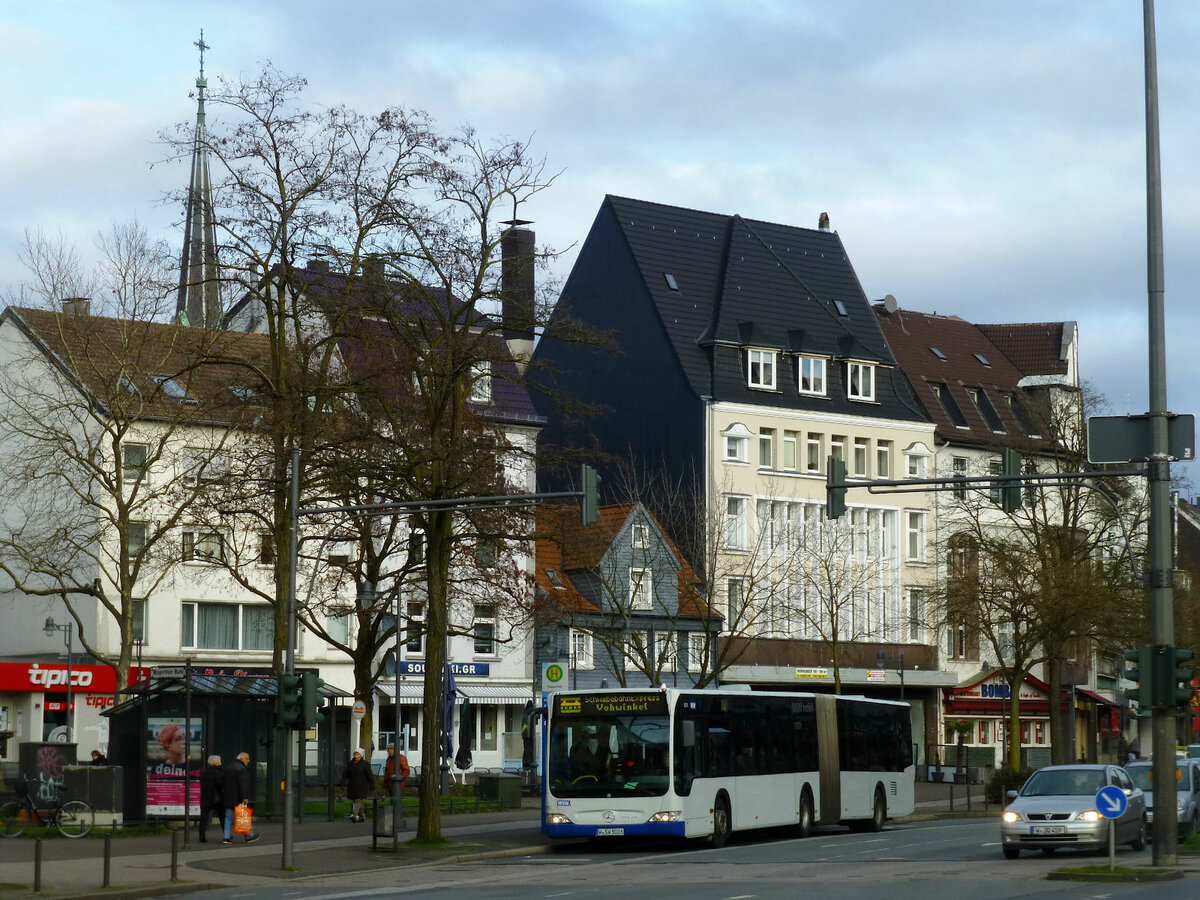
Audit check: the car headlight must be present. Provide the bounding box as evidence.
[1079,810,1100,822]
[648,810,682,822]
[548,813,573,825]
[1178,800,1188,812]
[1002,810,1020,823]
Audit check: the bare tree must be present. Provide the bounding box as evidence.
[0,225,250,697]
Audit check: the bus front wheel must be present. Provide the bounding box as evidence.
[708,797,731,848]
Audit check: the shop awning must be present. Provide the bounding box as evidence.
[375,682,533,705]
[1076,688,1117,706]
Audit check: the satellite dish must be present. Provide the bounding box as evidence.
[883,294,898,313]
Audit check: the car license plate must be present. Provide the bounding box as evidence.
[1031,825,1066,835]
[595,827,624,836]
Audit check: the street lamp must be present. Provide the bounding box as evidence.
[876,649,906,701]
[43,616,73,742]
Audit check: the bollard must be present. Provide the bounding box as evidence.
[103,834,112,887]
[170,829,179,882]
[33,839,42,895]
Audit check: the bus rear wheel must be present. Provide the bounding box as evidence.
[796,792,813,839]
[708,797,731,848]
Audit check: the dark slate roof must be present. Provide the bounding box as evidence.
[601,196,925,421]
[976,322,1071,377]
[874,304,1055,451]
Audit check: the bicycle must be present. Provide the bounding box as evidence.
[0,778,94,838]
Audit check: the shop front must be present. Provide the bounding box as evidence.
[0,661,152,763]
[943,671,1051,770]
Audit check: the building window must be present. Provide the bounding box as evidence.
[630,567,653,610]
[475,538,498,568]
[132,599,146,643]
[128,522,148,556]
[847,362,875,401]
[952,456,967,499]
[405,602,425,653]
[876,441,891,479]
[905,511,926,562]
[907,588,925,642]
[570,629,593,669]
[722,423,752,462]
[969,387,1005,432]
[853,438,869,477]
[182,530,225,564]
[631,523,648,549]
[623,631,650,672]
[326,608,351,644]
[798,356,826,395]
[468,361,492,404]
[782,431,798,470]
[473,604,496,654]
[933,383,969,428]
[746,348,777,390]
[806,435,823,472]
[122,443,148,482]
[724,497,747,550]
[408,528,426,565]
[906,452,927,478]
[258,533,275,566]
[946,619,968,660]
[687,632,708,673]
[181,449,230,486]
[655,631,677,672]
[830,434,845,462]
[181,602,274,651]
[989,458,1003,504]
[758,428,774,468]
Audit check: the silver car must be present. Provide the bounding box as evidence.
[1126,758,1200,838]
[1000,764,1146,859]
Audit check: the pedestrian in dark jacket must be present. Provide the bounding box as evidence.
[198,755,224,842]
[221,751,259,844]
[342,747,374,822]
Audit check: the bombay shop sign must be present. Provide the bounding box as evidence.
[400,662,490,676]
[958,675,1043,703]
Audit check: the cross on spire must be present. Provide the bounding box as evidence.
[195,30,209,79]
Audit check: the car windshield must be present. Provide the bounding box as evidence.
[1127,764,1185,793]
[1021,768,1106,797]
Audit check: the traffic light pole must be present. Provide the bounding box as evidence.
[1143,0,1178,866]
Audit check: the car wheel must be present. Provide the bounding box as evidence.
[1003,845,1020,860]
[1129,816,1147,852]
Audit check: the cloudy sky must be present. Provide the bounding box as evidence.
[2,0,1197,485]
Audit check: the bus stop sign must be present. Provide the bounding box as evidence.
[1087,413,1194,464]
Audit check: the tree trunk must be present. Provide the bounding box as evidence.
[1046,657,1067,766]
[1007,676,1022,773]
[415,508,454,841]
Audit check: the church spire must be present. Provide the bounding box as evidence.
[175,31,221,329]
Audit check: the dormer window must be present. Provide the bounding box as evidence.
[722,422,753,463]
[631,523,648,549]
[151,374,196,403]
[847,362,875,401]
[746,348,777,390]
[797,356,826,395]
[468,362,492,404]
[968,388,1005,432]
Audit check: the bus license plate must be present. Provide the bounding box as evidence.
[1031,825,1066,835]
[595,827,624,836]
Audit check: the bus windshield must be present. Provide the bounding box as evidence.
[548,696,671,797]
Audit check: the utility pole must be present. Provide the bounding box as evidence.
[1142,0,1178,867]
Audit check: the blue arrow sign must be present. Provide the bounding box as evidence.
[1096,785,1128,819]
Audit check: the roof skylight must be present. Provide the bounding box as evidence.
[833,299,848,316]
[664,273,679,291]
[931,347,947,360]
[974,353,991,366]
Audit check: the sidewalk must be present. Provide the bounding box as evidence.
[0,785,995,899]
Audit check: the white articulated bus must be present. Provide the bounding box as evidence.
[542,687,914,845]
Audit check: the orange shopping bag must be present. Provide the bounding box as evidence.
[234,803,253,835]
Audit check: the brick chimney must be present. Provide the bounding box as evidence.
[60,297,91,316]
[501,221,535,371]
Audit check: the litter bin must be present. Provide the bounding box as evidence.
[477,774,520,808]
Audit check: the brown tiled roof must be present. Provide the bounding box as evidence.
[534,504,717,621]
[976,322,1070,377]
[6,306,273,425]
[875,305,1043,451]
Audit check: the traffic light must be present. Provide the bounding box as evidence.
[1152,644,1195,708]
[301,671,326,728]
[580,464,601,525]
[1123,645,1153,715]
[276,673,302,729]
[1001,449,1022,513]
[825,456,847,519]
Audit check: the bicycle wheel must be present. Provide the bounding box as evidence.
[56,800,93,838]
[0,801,28,837]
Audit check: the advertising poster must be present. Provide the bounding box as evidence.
[145,716,202,816]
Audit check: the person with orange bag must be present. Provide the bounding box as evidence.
[221,751,260,844]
